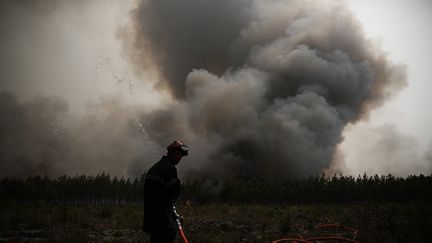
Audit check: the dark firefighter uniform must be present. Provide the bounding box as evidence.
[143,155,181,242]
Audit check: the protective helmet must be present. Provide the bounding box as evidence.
[167,140,189,156]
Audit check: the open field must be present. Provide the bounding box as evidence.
[1,201,431,242]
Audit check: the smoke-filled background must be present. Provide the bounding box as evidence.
[1,0,431,179]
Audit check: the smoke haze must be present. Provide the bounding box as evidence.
[2,0,428,179]
[0,0,160,178]
[337,123,432,176]
[0,91,158,178]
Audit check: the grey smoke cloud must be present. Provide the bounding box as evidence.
[127,0,407,178]
[0,0,418,179]
[126,0,253,97]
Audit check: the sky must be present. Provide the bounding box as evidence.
[0,0,431,178]
[345,0,432,145]
[341,0,432,175]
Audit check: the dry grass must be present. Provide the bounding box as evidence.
[1,201,431,242]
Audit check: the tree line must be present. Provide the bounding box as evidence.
[213,174,432,203]
[0,174,143,205]
[1,173,431,204]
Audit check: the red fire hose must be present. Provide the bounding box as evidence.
[177,224,189,243]
[272,223,359,243]
[173,204,189,243]
[172,201,358,243]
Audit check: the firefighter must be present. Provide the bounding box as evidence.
[143,140,189,243]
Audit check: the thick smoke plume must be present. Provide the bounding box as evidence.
[125,0,407,178]
[0,0,415,179]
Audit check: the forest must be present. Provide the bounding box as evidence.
[1,173,431,204]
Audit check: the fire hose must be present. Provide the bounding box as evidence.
[172,202,358,243]
[173,204,189,243]
[272,223,359,243]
